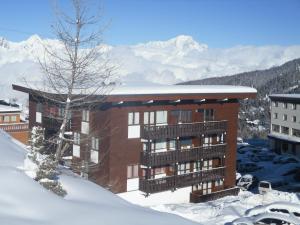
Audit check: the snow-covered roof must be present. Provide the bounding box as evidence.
[268,133,300,143]
[269,94,300,101]
[109,85,257,95]
[0,104,21,113]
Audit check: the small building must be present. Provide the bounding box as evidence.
[13,84,256,202]
[0,103,29,144]
[268,94,300,158]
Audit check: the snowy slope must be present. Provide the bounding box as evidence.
[0,131,199,225]
[1,35,300,99]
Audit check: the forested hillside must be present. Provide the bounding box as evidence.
[180,58,300,138]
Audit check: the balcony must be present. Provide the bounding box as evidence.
[42,116,71,131]
[141,144,226,167]
[0,123,29,132]
[141,120,227,140]
[190,187,240,203]
[139,167,225,194]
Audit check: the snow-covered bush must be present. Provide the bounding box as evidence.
[27,126,67,197]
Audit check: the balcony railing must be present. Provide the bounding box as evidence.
[0,123,29,132]
[140,144,226,167]
[139,167,225,194]
[42,116,71,131]
[141,120,227,140]
[190,187,240,203]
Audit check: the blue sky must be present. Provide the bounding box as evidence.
[0,0,299,47]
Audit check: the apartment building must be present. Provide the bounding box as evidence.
[0,103,29,144]
[269,94,300,158]
[13,84,256,202]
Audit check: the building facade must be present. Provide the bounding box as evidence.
[269,94,300,158]
[0,104,29,144]
[14,84,256,202]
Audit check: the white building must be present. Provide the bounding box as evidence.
[268,94,300,158]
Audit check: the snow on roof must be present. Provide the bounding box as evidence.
[109,85,257,95]
[269,94,300,99]
[0,104,21,113]
[268,133,300,143]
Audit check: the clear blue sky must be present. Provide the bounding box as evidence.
[0,0,299,47]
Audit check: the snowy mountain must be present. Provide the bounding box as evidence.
[1,34,300,99]
[0,130,199,225]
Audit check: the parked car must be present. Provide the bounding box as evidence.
[238,162,263,173]
[258,181,272,194]
[237,174,258,191]
[273,155,300,164]
[245,201,300,219]
[231,212,300,225]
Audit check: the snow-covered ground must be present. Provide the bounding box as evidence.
[119,140,300,225]
[119,187,299,225]
[1,130,299,225]
[0,131,198,225]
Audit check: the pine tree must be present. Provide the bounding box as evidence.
[28,126,67,197]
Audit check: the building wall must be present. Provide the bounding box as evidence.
[9,131,29,145]
[271,101,300,136]
[104,101,239,193]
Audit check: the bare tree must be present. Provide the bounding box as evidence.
[35,0,115,163]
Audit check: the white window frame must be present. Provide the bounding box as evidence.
[74,132,80,145]
[82,110,89,122]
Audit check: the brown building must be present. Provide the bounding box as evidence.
[0,103,29,144]
[13,84,256,202]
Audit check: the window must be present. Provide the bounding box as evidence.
[36,103,43,112]
[283,114,287,121]
[272,124,280,132]
[74,132,80,145]
[128,112,139,125]
[202,135,213,146]
[292,104,297,110]
[215,179,224,187]
[91,137,99,150]
[144,111,154,125]
[156,111,167,124]
[3,116,9,123]
[58,107,65,118]
[181,138,192,149]
[202,160,213,170]
[171,110,192,123]
[204,109,214,121]
[283,103,288,109]
[292,129,300,138]
[202,181,212,195]
[194,161,201,172]
[128,112,140,138]
[273,113,278,119]
[217,133,225,144]
[273,101,278,107]
[11,115,17,122]
[90,137,99,164]
[152,140,167,152]
[281,126,289,135]
[178,163,190,175]
[127,165,139,179]
[292,116,297,123]
[82,110,89,122]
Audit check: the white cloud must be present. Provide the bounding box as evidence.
[1,34,300,99]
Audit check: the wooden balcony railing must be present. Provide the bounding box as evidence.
[141,120,227,140]
[139,167,225,194]
[42,116,71,131]
[140,144,226,167]
[0,123,29,132]
[190,187,240,203]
